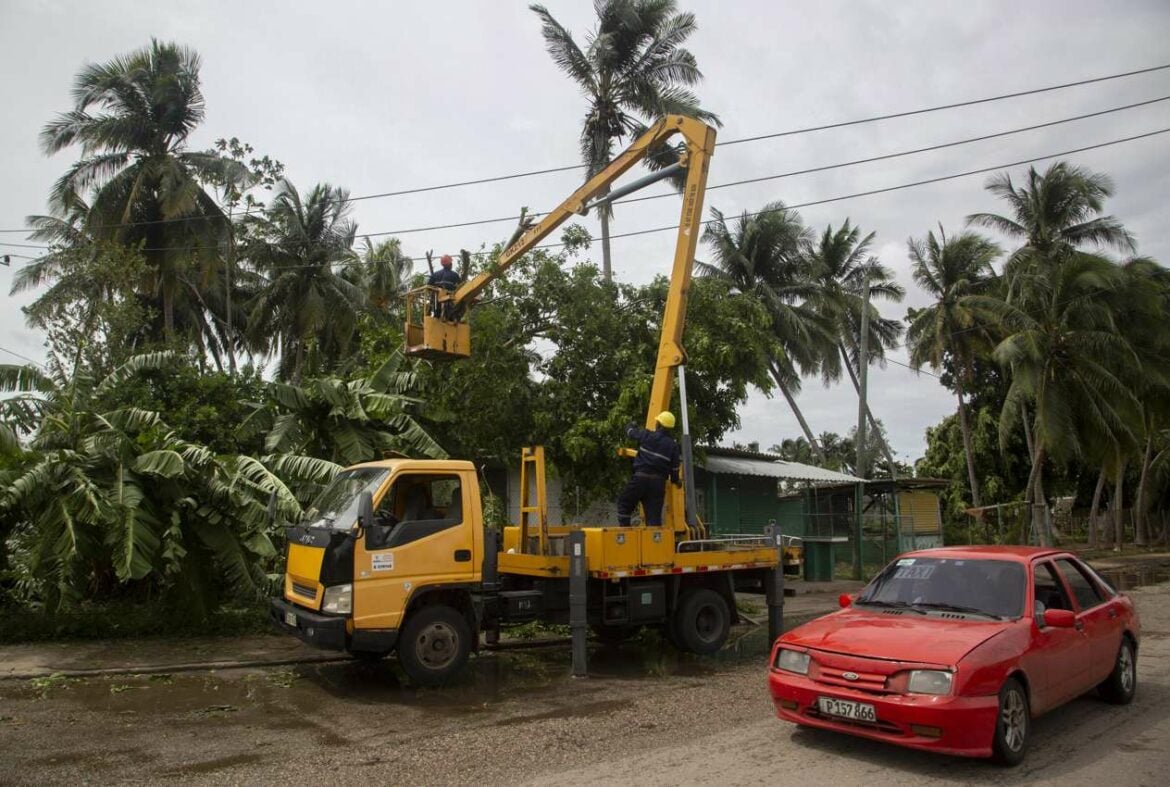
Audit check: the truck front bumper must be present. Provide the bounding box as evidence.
[270,597,347,651]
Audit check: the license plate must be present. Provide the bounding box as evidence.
[818,696,877,723]
[284,611,297,627]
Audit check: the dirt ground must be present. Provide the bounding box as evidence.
[1,577,1168,786]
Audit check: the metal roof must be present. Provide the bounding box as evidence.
[701,455,862,483]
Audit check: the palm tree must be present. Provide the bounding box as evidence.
[968,161,1140,545]
[345,237,414,314]
[976,254,1140,546]
[243,179,366,382]
[700,203,835,462]
[905,226,1001,507]
[801,221,905,475]
[530,0,720,280]
[39,40,248,348]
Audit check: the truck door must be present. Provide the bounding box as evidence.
[353,472,476,631]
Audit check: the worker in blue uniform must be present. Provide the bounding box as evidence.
[617,411,681,526]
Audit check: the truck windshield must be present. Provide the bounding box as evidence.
[302,468,389,531]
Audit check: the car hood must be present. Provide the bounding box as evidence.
[783,608,1011,666]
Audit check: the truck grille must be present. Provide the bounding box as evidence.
[291,581,317,599]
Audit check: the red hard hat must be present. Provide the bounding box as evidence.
[440,254,453,266]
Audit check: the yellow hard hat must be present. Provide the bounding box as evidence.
[656,411,676,428]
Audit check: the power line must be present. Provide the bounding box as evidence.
[0,345,44,367]
[3,127,1166,265]
[2,61,1167,237]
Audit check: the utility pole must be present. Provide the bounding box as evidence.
[853,278,871,580]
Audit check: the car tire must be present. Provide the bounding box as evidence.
[991,677,1030,766]
[1098,637,1137,705]
[673,588,731,655]
[591,624,641,645]
[397,605,472,686]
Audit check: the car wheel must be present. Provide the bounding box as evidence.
[991,678,1030,766]
[397,605,472,686]
[1098,637,1137,705]
[673,588,730,655]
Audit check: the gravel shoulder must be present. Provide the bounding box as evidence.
[1,582,1168,785]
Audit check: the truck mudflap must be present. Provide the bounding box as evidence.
[270,597,347,651]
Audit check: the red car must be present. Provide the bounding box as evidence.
[768,546,1140,765]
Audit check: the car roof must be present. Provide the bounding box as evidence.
[897,545,1067,563]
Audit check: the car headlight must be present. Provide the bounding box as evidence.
[907,669,953,695]
[321,583,353,615]
[776,648,810,675]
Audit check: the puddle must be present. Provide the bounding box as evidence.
[1097,562,1170,591]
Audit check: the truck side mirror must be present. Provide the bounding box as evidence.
[358,491,374,533]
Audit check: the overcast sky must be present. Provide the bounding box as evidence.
[2,0,1168,465]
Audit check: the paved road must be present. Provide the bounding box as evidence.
[1,583,1167,785]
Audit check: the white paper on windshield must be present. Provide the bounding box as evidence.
[896,558,915,566]
[895,564,935,579]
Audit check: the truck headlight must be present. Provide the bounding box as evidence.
[776,648,810,675]
[907,670,953,695]
[321,583,353,615]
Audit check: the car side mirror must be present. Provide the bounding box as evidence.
[358,491,374,533]
[1042,608,1076,628]
[838,594,853,608]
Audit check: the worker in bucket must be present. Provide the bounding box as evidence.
[427,254,461,318]
[616,411,681,526]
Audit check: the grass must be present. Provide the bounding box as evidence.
[0,601,271,645]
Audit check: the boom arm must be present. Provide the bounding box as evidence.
[450,115,715,321]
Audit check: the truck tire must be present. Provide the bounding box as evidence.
[397,605,472,686]
[673,588,730,655]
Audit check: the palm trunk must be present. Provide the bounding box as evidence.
[293,340,305,385]
[955,384,982,508]
[1135,434,1153,547]
[1024,441,1048,546]
[1088,465,1107,549]
[1112,449,1127,552]
[837,342,898,479]
[599,202,613,282]
[1019,409,1052,545]
[766,358,826,464]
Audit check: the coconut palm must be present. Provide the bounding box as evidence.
[530,0,720,280]
[801,221,905,475]
[243,179,366,382]
[975,253,1140,546]
[905,226,1002,507]
[700,203,835,461]
[345,236,414,314]
[38,40,248,350]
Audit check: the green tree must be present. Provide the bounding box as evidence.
[0,354,305,615]
[968,161,1140,546]
[530,0,720,280]
[802,220,905,475]
[243,179,366,382]
[39,40,247,350]
[700,202,835,462]
[904,226,1001,507]
[243,353,446,467]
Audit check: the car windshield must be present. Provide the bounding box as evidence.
[856,557,1025,619]
[302,468,389,531]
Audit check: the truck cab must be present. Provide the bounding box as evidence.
[271,459,484,678]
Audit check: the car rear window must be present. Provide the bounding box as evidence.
[857,557,1025,619]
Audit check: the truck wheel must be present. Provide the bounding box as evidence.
[398,605,472,686]
[591,624,641,645]
[673,588,730,655]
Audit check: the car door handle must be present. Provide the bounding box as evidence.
[1074,621,1084,631]
[1108,608,1118,619]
